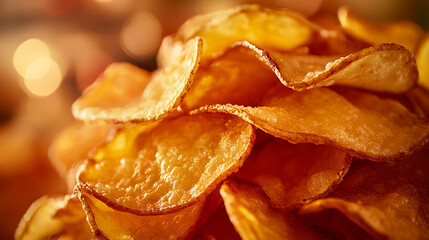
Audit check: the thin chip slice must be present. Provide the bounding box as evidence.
[78,192,206,240]
[78,112,255,215]
[176,4,316,60]
[238,139,351,210]
[48,122,114,191]
[300,150,429,240]
[195,87,429,161]
[338,6,424,52]
[232,42,417,93]
[15,195,91,240]
[220,180,323,240]
[181,45,279,110]
[416,35,429,89]
[72,37,202,123]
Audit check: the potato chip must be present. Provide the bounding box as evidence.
[78,192,207,240]
[15,195,91,240]
[300,150,429,239]
[235,42,417,93]
[195,87,429,161]
[176,4,316,60]
[72,37,202,123]
[48,122,114,191]
[238,139,351,210]
[220,180,323,240]
[181,45,279,110]
[416,35,429,89]
[78,113,255,214]
[338,6,424,52]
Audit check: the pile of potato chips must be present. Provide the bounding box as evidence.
[15,5,429,240]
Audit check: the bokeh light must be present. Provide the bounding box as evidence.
[120,11,162,60]
[23,58,62,97]
[13,39,51,78]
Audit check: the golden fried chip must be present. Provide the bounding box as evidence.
[181,45,279,110]
[195,87,429,161]
[78,113,255,214]
[48,122,114,191]
[416,35,429,89]
[234,42,417,93]
[220,180,323,240]
[79,192,206,240]
[300,150,429,239]
[338,6,424,52]
[238,139,351,210]
[15,195,91,240]
[72,37,202,123]
[176,4,316,60]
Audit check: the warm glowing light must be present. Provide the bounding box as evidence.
[23,59,62,97]
[120,11,162,59]
[13,39,51,78]
[95,0,114,2]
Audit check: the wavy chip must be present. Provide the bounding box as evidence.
[78,192,207,240]
[233,42,417,93]
[176,4,316,60]
[238,139,351,210]
[338,6,424,52]
[195,87,429,161]
[72,37,202,123]
[49,123,114,191]
[300,150,429,240]
[78,113,255,215]
[220,180,323,240]
[15,195,91,240]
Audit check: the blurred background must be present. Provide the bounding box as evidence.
[0,0,428,238]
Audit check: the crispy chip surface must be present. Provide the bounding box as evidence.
[338,6,424,52]
[15,195,91,240]
[78,113,255,214]
[176,5,316,60]
[72,37,202,123]
[79,192,206,240]
[238,139,351,210]
[220,180,323,240]
[300,150,429,240]
[196,87,429,161]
